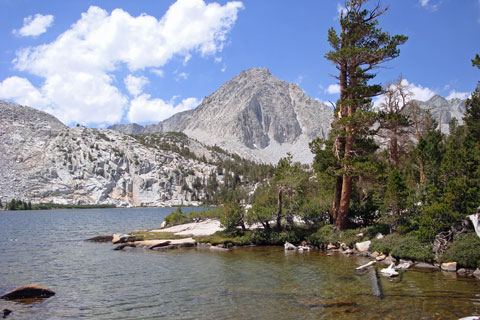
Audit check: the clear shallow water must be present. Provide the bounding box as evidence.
[0,208,479,320]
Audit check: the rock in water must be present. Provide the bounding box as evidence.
[86,235,113,242]
[1,284,55,300]
[380,263,399,277]
[284,242,296,250]
[441,262,457,272]
[2,309,12,318]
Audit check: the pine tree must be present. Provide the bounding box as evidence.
[325,0,407,230]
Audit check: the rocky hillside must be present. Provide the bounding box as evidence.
[412,95,467,133]
[110,68,334,164]
[0,100,261,207]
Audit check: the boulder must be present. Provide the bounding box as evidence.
[1,284,55,300]
[340,243,349,250]
[86,235,113,242]
[284,242,296,250]
[2,309,12,318]
[381,255,397,265]
[376,254,387,261]
[395,262,412,270]
[370,251,380,258]
[160,221,167,228]
[376,233,384,239]
[457,268,467,275]
[298,246,311,252]
[380,263,399,277]
[327,244,337,250]
[343,249,354,255]
[441,262,457,272]
[473,268,480,278]
[112,234,137,244]
[414,262,440,270]
[355,240,371,252]
[113,243,136,250]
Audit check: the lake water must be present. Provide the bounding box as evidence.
[0,208,479,320]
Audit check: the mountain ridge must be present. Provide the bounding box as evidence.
[110,68,334,164]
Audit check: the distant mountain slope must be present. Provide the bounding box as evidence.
[0,100,261,206]
[411,95,466,133]
[110,68,334,164]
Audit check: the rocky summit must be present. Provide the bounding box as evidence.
[0,100,239,207]
[110,68,334,164]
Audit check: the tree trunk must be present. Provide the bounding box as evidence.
[276,189,283,230]
[332,175,343,221]
[336,174,352,230]
[358,175,364,201]
[336,129,353,230]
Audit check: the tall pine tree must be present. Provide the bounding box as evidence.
[325,0,407,230]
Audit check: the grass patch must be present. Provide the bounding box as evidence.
[196,230,253,246]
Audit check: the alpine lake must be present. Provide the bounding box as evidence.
[1,207,479,320]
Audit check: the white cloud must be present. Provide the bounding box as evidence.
[7,0,243,125]
[151,69,164,77]
[0,76,50,109]
[13,14,54,37]
[401,79,436,101]
[221,64,227,72]
[176,72,188,81]
[419,0,438,10]
[420,0,429,6]
[326,83,340,94]
[124,75,149,96]
[127,95,199,123]
[446,90,470,100]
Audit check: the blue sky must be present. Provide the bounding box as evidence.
[0,0,479,127]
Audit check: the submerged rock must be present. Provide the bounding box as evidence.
[86,235,113,242]
[414,262,440,270]
[1,284,55,300]
[2,309,12,318]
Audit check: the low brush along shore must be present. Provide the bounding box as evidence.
[87,219,480,279]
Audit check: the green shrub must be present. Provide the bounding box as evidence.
[370,233,400,254]
[339,229,362,248]
[164,208,191,226]
[307,224,336,247]
[220,202,244,233]
[390,235,434,262]
[440,233,480,268]
[189,207,223,221]
[417,202,463,242]
[363,223,390,239]
[251,228,314,246]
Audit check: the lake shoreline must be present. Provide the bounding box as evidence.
[94,219,480,280]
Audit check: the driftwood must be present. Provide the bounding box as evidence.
[356,260,376,270]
